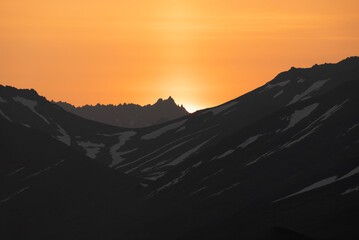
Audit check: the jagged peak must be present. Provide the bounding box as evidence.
[155,96,177,105]
[156,98,164,104]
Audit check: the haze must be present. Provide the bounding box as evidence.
[1,0,359,112]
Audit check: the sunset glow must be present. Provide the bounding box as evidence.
[1,0,359,111]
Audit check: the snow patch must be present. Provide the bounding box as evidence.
[248,100,349,166]
[123,126,216,173]
[0,109,11,121]
[337,166,359,180]
[208,101,238,116]
[186,187,207,198]
[165,136,216,166]
[273,90,283,98]
[223,109,236,115]
[237,134,262,148]
[156,160,204,190]
[13,96,50,124]
[110,131,136,163]
[320,99,348,121]
[158,167,194,191]
[158,177,181,191]
[193,161,202,168]
[0,186,30,204]
[301,96,311,101]
[204,183,241,200]
[201,169,223,181]
[176,126,186,132]
[274,176,337,202]
[23,159,64,180]
[284,100,348,148]
[274,165,359,202]
[345,123,359,133]
[56,124,71,146]
[287,79,329,105]
[282,103,319,131]
[144,171,166,181]
[110,148,138,168]
[142,120,186,140]
[77,141,105,159]
[247,126,318,166]
[128,140,190,173]
[246,154,268,166]
[297,78,305,83]
[342,185,359,195]
[6,167,25,177]
[121,137,190,170]
[217,149,235,159]
[266,80,290,89]
[284,126,320,148]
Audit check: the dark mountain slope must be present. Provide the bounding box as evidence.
[55,96,189,128]
[0,85,133,168]
[93,56,359,184]
[1,57,359,186]
[0,119,142,239]
[0,57,358,239]
[128,74,359,240]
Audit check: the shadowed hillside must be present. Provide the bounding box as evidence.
[1,57,358,239]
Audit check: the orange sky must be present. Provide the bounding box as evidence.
[1,0,359,112]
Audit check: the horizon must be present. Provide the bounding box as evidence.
[56,95,196,112]
[2,56,357,114]
[1,0,359,112]
[1,3,359,237]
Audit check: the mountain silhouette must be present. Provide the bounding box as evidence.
[0,56,359,239]
[54,96,189,128]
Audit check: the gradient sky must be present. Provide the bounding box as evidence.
[1,0,359,112]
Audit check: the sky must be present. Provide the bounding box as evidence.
[1,0,359,112]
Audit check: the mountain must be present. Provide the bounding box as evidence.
[0,117,145,239]
[1,56,359,239]
[114,56,359,239]
[54,96,189,128]
[142,75,359,240]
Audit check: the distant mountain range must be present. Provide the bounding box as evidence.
[1,57,359,239]
[54,96,189,128]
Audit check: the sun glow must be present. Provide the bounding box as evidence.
[0,0,359,109]
[181,103,203,113]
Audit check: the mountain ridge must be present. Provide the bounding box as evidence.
[1,56,359,239]
[54,96,189,128]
